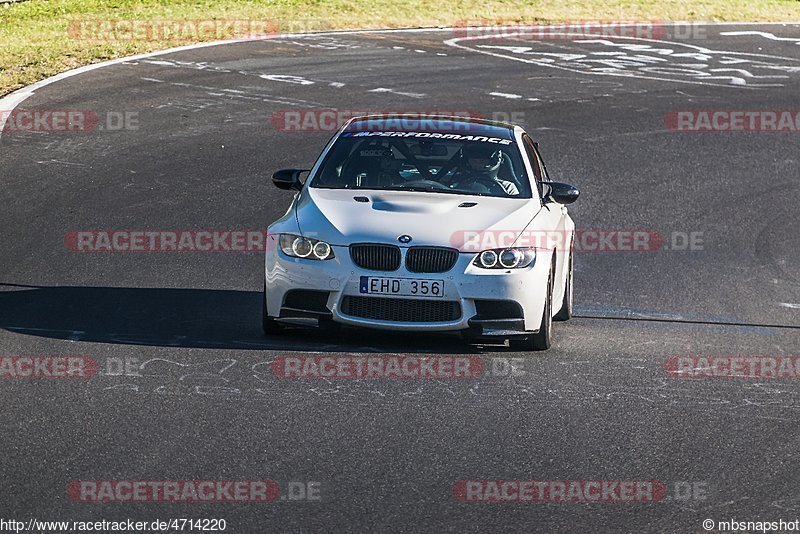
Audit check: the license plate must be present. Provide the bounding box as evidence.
[359,276,444,298]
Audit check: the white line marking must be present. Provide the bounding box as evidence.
[369,87,426,98]
[259,74,315,85]
[779,303,800,309]
[720,31,800,44]
[710,67,788,78]
[35,160,88,166]
[489,91,523,99]
[444,32,800,89]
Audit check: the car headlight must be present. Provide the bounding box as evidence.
[279,234,335,260]
[473,248,535,269]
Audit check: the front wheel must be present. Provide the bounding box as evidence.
[262,282,283,336]
[510,270,553,351]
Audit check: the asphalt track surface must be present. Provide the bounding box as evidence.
[1,24,800,533]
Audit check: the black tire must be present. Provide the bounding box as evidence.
[554,251,573,321]
[262,282,283,336]
[510,269,553,351]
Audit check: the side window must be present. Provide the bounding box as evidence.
[521,134,543,196]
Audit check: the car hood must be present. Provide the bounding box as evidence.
[295,188,536,250]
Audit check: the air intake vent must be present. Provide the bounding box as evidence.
[406,247,459,273]
[340,296,461,322]
[283,290,330,313]
[474,300,524,320]
[350,243,401,271]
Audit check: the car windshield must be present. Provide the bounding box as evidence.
[310,131,532,198]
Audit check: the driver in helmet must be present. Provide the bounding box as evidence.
[453,144,520,196]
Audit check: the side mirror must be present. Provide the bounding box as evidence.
[272,169,309,191]
[542,181,579,205]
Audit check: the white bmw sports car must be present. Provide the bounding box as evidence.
[263,115,579,350]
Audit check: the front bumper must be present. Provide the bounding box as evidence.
[265,240,551,333]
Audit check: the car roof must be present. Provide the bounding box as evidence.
[342,114,517,139]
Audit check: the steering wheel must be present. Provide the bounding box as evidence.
[457,176,509,196]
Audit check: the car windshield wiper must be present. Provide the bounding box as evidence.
[384,186,443,193]
[384,186,482,195]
